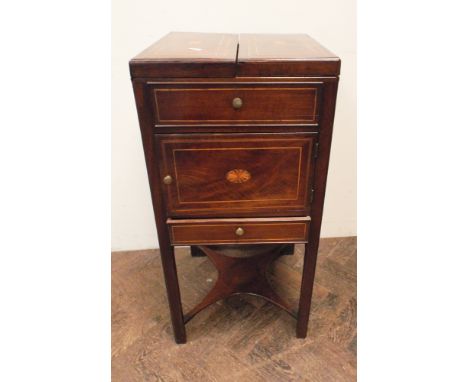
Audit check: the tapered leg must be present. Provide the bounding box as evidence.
[296,241,320,338]
[159,245,186,343]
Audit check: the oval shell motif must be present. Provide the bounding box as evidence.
[226,169,251,184]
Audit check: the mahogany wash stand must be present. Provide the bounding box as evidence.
[130,32,340,343]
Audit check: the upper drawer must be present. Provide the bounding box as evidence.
[151,83,321,125]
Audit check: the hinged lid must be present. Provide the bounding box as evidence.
[130,32,340,78]
[237,34,340,77]
[130,32,238,78]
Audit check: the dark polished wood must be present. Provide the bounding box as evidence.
[183,244,296,324]
[130,32,340,343]
[237,34,340,77]
[155,133,316,218]
[297,80,339,338]
[131,81,186,344]
[168,217,310,245]
[152,83,321,125]
[190,243,295,257]
[130,32,340,78]
[130,32,238,78]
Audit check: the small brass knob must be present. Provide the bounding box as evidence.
[235,227,245,236]
[232,97,243,109]
[163,175,173,185]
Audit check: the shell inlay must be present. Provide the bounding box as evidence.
[226,169,251,184]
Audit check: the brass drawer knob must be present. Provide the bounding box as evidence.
[163,175,173,185]
[232,97,243,109]
[235,227,245,236]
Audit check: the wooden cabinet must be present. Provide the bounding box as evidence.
[130,32,340,343]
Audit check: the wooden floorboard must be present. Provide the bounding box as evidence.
[112,237,357,382]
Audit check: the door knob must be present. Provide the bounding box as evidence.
[163,175,173,185]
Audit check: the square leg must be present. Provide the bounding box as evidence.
[159,245,187,344]
[296,241,320,338]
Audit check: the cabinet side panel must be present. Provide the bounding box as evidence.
[131,80,186,342]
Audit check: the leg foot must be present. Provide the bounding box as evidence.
[296,241,319,338]
[159,245,186,343]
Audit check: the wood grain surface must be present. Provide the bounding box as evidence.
[237,34,340,77]
[130,32,341,345]
[130,32,239,78]
[133,32,238,62]
[112,237,356,381]
[152,84,320,125]
[168,217,310,245]
[155,133,316,218]
[129,32,340,78]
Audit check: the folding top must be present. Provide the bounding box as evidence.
[237,33,340,76]
[129,32,340,78]
[130,32,238,78]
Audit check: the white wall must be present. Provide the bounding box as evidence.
[112,0,356,251]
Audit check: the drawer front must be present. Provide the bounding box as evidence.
[152,84,320,125]
[156,133,316,218]
[168,217,310,245]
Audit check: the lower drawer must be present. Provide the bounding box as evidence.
[167,217,310,245]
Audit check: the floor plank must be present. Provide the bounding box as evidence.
[112,237,357,381]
